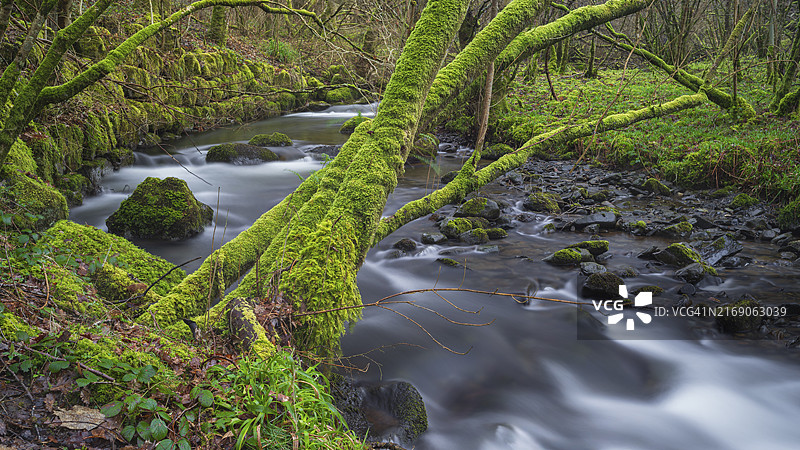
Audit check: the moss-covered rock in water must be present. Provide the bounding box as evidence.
[106,177,213,240]
[568,240,609,256]
[624,220,648,235]
[523,192,561,213]
[483,143,514,160]
[582,272,625,299]
[660,221,693,239]
[439,217,475,239]
[778,197,800,231]
[543,248,582,265]
[456,197,501,220]
[339,115,369,134]
[248,132,293,147]
[715,297,763,333]
[486,228,508,239]
[654,243,716,274]
[206,143,279,164]
[459,228,489,245]
[642,178,671,195]
[730,193,758,209]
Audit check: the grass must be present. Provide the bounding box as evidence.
[493,60,800,204]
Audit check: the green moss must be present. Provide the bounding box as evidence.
[778,197,800,230]
[730,193,758,209]
[523,192,561,213]
[459,197,488,216]
[248,132,293,147]
[642,178,671,195]
[0,160,68,230]
[657,243,717,274]
[41,220,185,296]
[436,257,462,267]
[339,115,369,135]
[486,228,508,239]
[568,240,609,256]
[412,133,439,158]
[544,248,582,265]
[106,177,213,240]
[633,285,664,296]
[663,221,693,236]
[206,143,278,163]
[460,228,489,244]
[715,298,763,333]
[325,87,355,104]
[711,184,737,198]
[440,217,475,238]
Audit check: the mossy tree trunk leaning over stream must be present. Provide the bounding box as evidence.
[139,0,719,357]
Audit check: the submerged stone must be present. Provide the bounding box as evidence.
[106,177,213,240]
[392,238,417,252]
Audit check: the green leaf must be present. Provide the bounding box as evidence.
[48,360,70,373]
[121,425,136,441]
[138,365,157,383]
[101,401,124,417]
[16,234,29,245]
[83,371,101,383]
[154,439,174,450]
[122,373,136,382]
[15,330,30,342]
[198,389,214,408]
[150,418,169,441]
[140,398,158,411]
[178,416,190,437]
[136,420,151,440]
[20,359,32,372]
[176,438,191,450]
[1,213,12,225]
[75,378,92,387]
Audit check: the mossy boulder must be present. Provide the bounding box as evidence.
[730,193,758,209]
[715,297,763,333]
[543,248,582,265]
[248,132,293,147]
[455,197,500,220]
[642,178,671,195]
[523,192,561,214]
[206,143,279,164]
[778,197,800,231]
[582,272,625,299]
[325,87,356,104]
[568,240,609,256]
[654,243,716,274]
[106,177,213,240]
[486,228,508,239]
[459,228,489,245]
[659,221,693,239]
[339,115,369,134]
[624,220,648,235]
[439,217,475,239]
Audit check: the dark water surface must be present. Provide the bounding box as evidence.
[71,104,800,449]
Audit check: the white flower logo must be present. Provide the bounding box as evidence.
[607,285,652,330]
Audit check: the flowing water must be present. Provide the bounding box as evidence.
[71,105,800,449]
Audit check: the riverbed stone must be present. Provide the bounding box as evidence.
[778,240,800,256]
[675,263,706,284]
[698,234,744,265]
[393,238,417,252]
[582,272,624,299]
[568,240,609,256]
[332,378,427,444]
[716,297,764,333]
[654,243,716,275]
[574,211,617,229]
[642,178,671,195]
[486,228,508,239]
[659,221,693,239]
[439,217,474,238]
[730,193,758,209]
[580,262,607,275]
[543,248,583,265]
[421,232,447,244]
[206,143,279,164]
[523,192,561,214]
[459,228,489,245]
[106,177,213,240]
[455,197,500,220]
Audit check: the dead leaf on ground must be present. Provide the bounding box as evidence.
[54,405,105,430]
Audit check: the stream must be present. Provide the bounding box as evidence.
[71,104,800,449]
